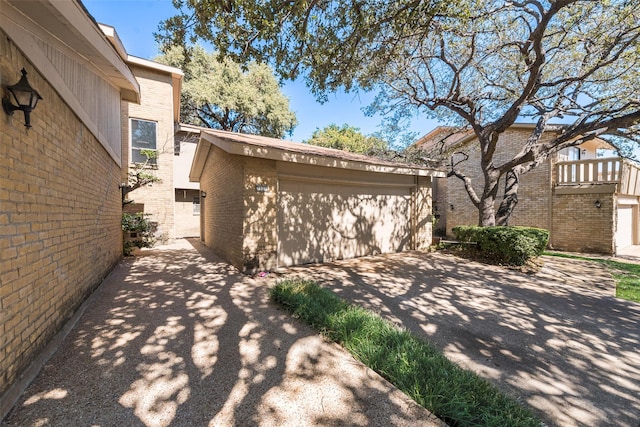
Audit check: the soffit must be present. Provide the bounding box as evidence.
[2,0,139,102]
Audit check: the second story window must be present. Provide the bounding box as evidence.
[131,118,157,165]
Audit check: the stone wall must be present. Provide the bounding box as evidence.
[0,32,121,399]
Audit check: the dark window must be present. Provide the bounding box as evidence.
[131,119,157,164]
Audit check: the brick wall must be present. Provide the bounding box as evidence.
[242,157,278,272]
[121,65,175,242]
[199,146,244,268]
[447,129,554,234]
[551,191,616,254]
[414,176,433,249]
[0,33,121,398]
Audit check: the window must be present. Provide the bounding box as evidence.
[131,119,157,164]
[193,197,200,215]
[558,146,580,161]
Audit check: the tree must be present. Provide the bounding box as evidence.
[157,1,640,226]
[304,124,387,155]
[156,45,297,138]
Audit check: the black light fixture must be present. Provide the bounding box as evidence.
[595,200,602,209]
[3,68,42,128]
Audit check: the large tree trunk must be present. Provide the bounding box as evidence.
[496,169,519,226]
[478,174,500,226]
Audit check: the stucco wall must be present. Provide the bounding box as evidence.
[447,128,555,234]
[0,32,121,399]
[121,64,175,242]
[174,189,200,238]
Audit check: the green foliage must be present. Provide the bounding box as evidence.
[122,150,162,206]
[122,213,156,256]
[452,226,549,266]
[157,1,640,227]
[271,279,542,427]
[156,45,297,138]
[156,1,456,98]
[304,123,387,155]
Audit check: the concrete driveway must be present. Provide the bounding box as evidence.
[279,251,640,427]
[2,239,442,427]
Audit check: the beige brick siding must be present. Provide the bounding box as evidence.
[243,158,278,272]
[121,65,175,242]
[414,176,433,249]
[447,129,555,234]
[199,146,244,268]
[551,191,616,254]
[1,33,121,398]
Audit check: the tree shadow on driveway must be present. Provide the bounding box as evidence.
[3,240,440,427]
[280,251,640,427]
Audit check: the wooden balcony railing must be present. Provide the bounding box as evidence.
[556,158,640,196]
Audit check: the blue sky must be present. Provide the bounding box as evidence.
[83,0,439,144]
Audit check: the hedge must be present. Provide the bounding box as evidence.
[452,226,549,265]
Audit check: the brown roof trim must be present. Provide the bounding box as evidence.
[190,129,445,182]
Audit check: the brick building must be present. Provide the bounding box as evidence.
[415,124,640,254]
[190,130,443,272]
[0,0,140,416]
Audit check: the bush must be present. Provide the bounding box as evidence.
[452,226,549,265]
[122,212,156,256]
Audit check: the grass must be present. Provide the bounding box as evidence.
[270,279,543,427]
[544,252,640,303]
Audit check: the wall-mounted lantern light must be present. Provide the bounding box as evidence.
[201,191,207,198]
[594,200,602,209]
[2,68,42,129]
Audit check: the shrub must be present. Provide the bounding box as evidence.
[122,212,156,256]
[452,226,549,265]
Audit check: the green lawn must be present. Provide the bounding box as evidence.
[544,252,640,302]
[270,279,543,427]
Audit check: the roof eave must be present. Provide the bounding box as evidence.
[190,131,445,182]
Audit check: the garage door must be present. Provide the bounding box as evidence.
[616,205,634,250]
[277,179,413,267]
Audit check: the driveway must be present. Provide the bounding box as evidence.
[2,239,442,427]
[278,251,640,427]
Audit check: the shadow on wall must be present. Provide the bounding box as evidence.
[276,185,414,268]
[3,239,430,427]
[281,252,640,427]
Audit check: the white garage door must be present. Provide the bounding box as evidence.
[277,179,413,267]
[616,205,634,250]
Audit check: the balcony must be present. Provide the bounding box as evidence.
[555,158,640,196]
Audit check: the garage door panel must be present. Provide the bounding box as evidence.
[278,180,412,267]
[616,206,634,250]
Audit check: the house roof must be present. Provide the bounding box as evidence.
[413,123,614,159]
[190,129,446,182]
[1,0,140,102]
